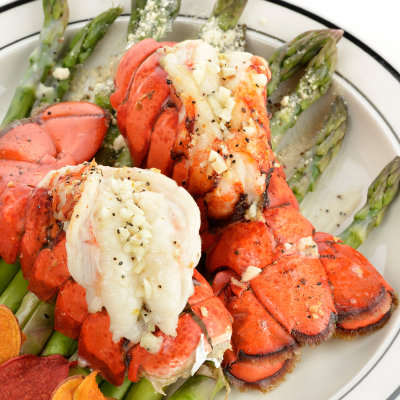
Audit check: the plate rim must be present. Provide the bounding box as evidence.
[0,1,399,399]
[0,0,399,81]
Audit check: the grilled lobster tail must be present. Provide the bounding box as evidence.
[112,39,398,392]
[0,154,233,388]
[0,102,108,265]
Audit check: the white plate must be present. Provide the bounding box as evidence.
[0,1,399,399]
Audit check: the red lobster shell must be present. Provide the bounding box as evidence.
[112,38,398,392]
[0,102,232,389]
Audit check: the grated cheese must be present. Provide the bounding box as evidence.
[127,0,178,46]
[200,17,246,52]
[112,135,127,152]
[52,67,70,81]
[66,64,114,102]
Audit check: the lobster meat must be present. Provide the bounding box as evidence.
[112,38,398,391]
[0,146,232,388]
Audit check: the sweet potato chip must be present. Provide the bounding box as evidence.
[72,372,106,400]
[52,375,85,400]
[0,304,22,365]
[0,354,69,399]
[21,332,27,346]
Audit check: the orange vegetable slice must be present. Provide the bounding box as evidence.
[52,375,85,400]
[0,354,70,398]
[0,304,22,365]
[73,371,106,400]
[21,332,27,346]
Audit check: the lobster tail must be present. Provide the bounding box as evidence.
[314,232,398,339]
[214,276,301,392]
[0,102,108,265]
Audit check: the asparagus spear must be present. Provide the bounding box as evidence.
[93,124,121,167]
[93,99,133,168]
[20,300,55,355]
[199,0,248,52]
[41,6,123,104]
[267,29,343,97]
[168,367,226,400]
[69,365,91,377]
[270,38,340,151]
[124,378,163,400]
[0,259,20,296]
[339,156,400,249]
[287,96,348,203]
[1,0,69,127]
[0,269,29,313]
[208,0,248,30]
[99,377,133,399]
[127,0,181,43]
[15,291,41,329]
[68,354,103,384]
[41,330,78,357]
[68,364,104,385]
[127,0,146,38]
[94,90,113,111]
[115,147,134,168]
[168,377,223,400]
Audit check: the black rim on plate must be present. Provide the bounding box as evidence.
[0,1,399,399]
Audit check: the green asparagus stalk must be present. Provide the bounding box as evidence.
[128,0,146,38]
[199,0,248,52]
[20,300,55,355]
[15,291,41,329]
[68,365,91,377]
[208,0,248,30]
[270,37,340,151]
[93,74,135,167]
[124,378,163,400]
[287,96,348,203]
[93,124,121,167]
[115,147,134,168]
[94,90,113,111]
[0,259,20,296]
[41,330,78,357]
[267,29,343,96]
[1,0,69,127]
[339,156,400,249]
[78,7,123,62]
[93,100,133,168]
[127,0,181,43]
[93,87,134,167]
[0,269,29,313]
[169,363,227,400]
[42,6,123,104]
[168,376,224,400]
[99,377,133,399]
[68,364,104,385]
